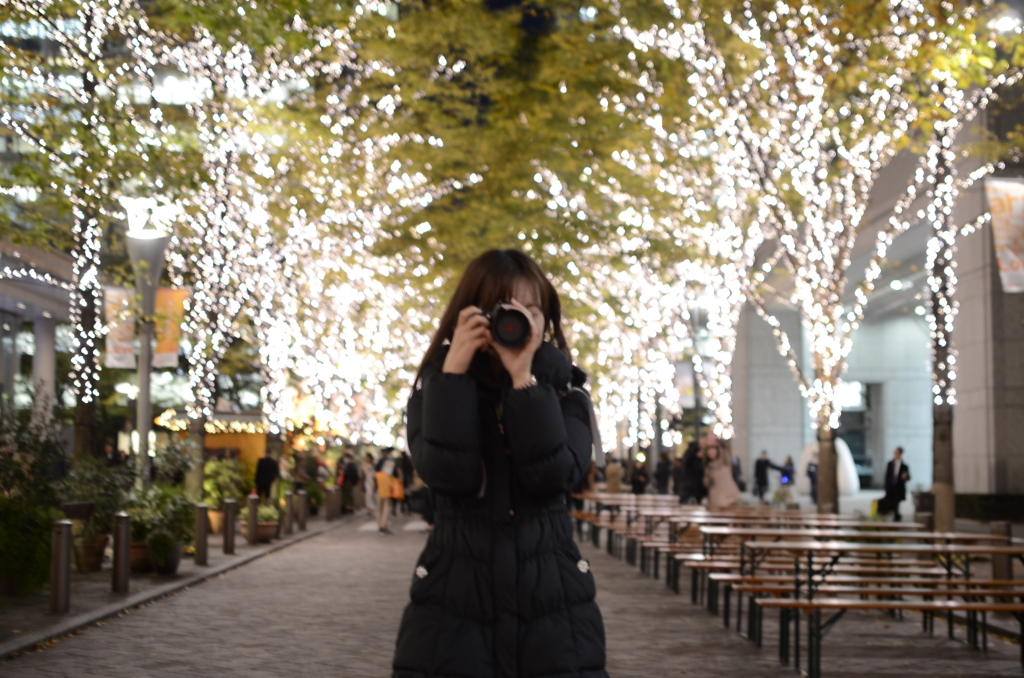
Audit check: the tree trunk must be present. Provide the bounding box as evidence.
[184,416,207,501]
[817,424,838,514]
[932,402,954,532]
[73,287,98,459]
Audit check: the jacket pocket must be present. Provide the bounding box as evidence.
[557,543,597,603]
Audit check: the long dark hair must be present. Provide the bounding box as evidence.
[414,249,569,387]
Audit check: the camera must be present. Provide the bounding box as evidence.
[487,303,531,348]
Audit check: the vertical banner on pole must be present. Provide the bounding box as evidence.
[985,177,1024,293]
[153,288,188,368]
[104,287,136,369]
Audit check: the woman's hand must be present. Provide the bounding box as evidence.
[442,306,491,375]
[491,299,542,389]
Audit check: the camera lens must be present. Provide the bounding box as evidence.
[490,304,530,348]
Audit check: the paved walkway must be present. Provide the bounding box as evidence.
[1,512,1020,677]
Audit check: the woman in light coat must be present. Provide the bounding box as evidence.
[703,435,742,508]
[362,453,377,515]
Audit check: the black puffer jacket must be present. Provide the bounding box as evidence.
[393,343,607,678]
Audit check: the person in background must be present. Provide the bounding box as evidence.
[339,450,359,514]
[671,455,685,496]
[702,434,741,508]
[374,446,399,534]
[729,445,745,493]
[679,441,705,504]
[770,456,795,506]
[654,453,672,494]
[103,439,123,467]
[361,452,376,515]
[604,455,624,493]
[754,450,771,502]
[630,459,649,495]
[255,449,280,503]
[806,450,819,504]
[879,446,911,521]
[291,449,310,496]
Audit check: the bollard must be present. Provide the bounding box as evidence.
[326,487,335,521]
[112,512,130,594]
[282,491,294,536]
[223,498,237,554]
[195,504,208,566]
[247,494,259,545]
[50,520,72,614]
[992,521,1013,581]
[297,489,308,531]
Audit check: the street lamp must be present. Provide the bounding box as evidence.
[122,197,175,489]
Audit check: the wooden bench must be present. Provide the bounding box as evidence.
[755,597,1024,678]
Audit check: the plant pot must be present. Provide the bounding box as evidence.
[207,510,225,535]
[130,541,153,573]
[151,542,183,576]
[257,521,279,543]
[61,501,94,521]
[75,534,109,573]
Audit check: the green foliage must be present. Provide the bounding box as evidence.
[0,499,62,596]
[202,459,244,511]
[154,436,199,487]
[305,481,325,510]
[0,408,68,594]
[129,486,195,546]
[257,503,281,522]
[59,457,132,541]
[145,530,179,570]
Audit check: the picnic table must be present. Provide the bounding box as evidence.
[702,526,1009,556]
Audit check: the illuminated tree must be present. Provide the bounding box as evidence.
[0,0,197,456]
[628,0,1023,511]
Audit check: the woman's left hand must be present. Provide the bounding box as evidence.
[491,299,543,389]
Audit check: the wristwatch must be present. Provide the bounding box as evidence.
[515,375,538,390]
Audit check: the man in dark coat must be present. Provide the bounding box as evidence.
[340,451,359,514]
[630,460,649,495]
[679,441,705,504]
[879,446,910,521]
[255,450,279,503]
[394,343,606,678]
[753,450,771,502]
[654,453,671,494]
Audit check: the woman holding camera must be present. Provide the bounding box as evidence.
[392,249,607,678]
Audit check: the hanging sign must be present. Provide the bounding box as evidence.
[985,177,1024,293]
[104,287,136,369]
[674,361,695,409]
[153,288,189,368]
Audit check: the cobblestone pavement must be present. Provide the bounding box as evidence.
[2,512,1020,677]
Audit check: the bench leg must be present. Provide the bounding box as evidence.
[639,544,646,573]
[723,585,732,629]
[754,599,763,648]
[982,610,987,652]
[779,608,789,665]
[794,607,800,675]
[808,607,822,678]
[746,596,757,643]
[653,550,660,580]
[707,578,718,614]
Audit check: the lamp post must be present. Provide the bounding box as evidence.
[122,198,174,490]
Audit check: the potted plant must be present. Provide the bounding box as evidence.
[129,487,194,575]
[144,487,194,576]
[59,457,130,572]
[127,493,155,572]
[242,503,281,543]
[202,458,243,534]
